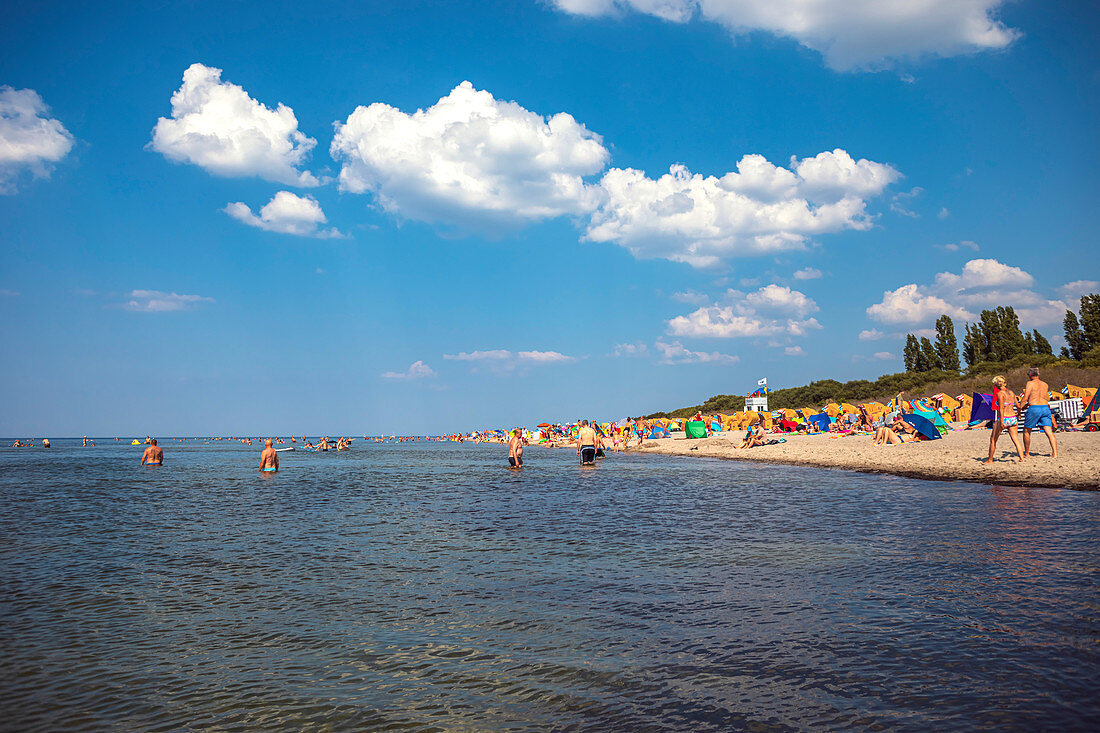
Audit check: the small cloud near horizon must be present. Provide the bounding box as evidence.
[124,289,214,312]
[381,360,436,380]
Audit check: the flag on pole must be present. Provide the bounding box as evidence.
[758,377,767,395]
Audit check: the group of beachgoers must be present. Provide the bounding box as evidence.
[503,418,621,468]
[982,368,1058,463]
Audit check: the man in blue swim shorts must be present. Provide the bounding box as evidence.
[1020,367,1058,459]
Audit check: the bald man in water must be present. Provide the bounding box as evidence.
[258,439,279,472]
[141,439,163,465]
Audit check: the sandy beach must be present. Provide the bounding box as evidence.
[636,427,1100,490]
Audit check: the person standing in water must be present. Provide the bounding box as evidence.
[1020,367,1058,459]
[141,439,163,466]
[258,439,279,473]
[577,420,597,465]
[507,429,524,468]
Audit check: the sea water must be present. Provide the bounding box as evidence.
[1,439,1098,731]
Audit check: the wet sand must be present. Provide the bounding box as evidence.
[636,427,1100,490]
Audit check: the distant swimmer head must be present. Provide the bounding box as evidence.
[992,376,1006,389]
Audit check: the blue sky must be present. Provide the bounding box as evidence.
[1,0,1097,436]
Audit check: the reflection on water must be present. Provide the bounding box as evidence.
[2,440,1098,730]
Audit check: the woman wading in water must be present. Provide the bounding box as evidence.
[985,375,1026,463]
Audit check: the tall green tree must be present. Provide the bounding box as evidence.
[933,315,960,371]
[917,337,937,372]
[997,306,1028,360]
[962,323,982,367]
[1079,293,1100,350]
[1032,329,1052,356]
[1024,331,1036,354]
[1064,310,1087,360]
[903,334,919,372]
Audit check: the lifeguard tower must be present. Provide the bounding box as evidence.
[746,378,768,413]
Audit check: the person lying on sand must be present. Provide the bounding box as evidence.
[874,416,917,445]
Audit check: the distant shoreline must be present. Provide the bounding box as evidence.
[633,428,1100,491]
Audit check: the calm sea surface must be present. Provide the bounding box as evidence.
[1,439,1098,731]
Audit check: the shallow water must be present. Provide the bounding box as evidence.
[2,439,1098,731]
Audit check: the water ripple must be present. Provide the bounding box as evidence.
[1,440,1098,731]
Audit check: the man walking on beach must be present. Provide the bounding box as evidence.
[141,439,163,466]
[577,420,597,465]
[258,439,279,472]
[1021,367,1058,458]
[507,429,524,468]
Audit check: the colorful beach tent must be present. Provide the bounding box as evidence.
[684,420,707,439]
[914,409,949,430]
[970,393,997,423]
[807,413,831,431]
[648,425,671,439]
[902,413,941,440]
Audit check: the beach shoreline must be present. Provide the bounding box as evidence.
[633,428,1100,490]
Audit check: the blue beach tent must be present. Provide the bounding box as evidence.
[970,392,997,423]
[902,413,942,440]
[807,413,831,432]
[648,425,671,439]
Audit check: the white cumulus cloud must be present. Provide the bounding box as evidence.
[1059,280,1100,304]
[668,284,822,339]
[150,63,320,186]
[612,341,649,357]
[224,191,345,238]
[548,0,1019,71]
[784,345,804,356]
[585,150,897,268]
[858,328,884,341]
[443,348,579,372]
[873,351,895,360]
[866,258,1077,327]
[381,360,436,380]
[124,290,214,312]
[0,86,74,193]
[331,81,609,231]
[793,267,822,280]
[655,339,739,364]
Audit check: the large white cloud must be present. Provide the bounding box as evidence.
[668,284,822,338]
[150,63,320,186]
[866,258,1077,327]
[586,150,897,267]
[0,86,74,193]
[331,81,609,230]
[224,191,344,238]
[549,0,1019,70]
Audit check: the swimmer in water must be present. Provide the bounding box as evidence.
[258,439,279,473]
[508,429,524,468]
[141,439,163,466]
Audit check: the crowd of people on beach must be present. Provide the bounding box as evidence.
[8,366,1092,473]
